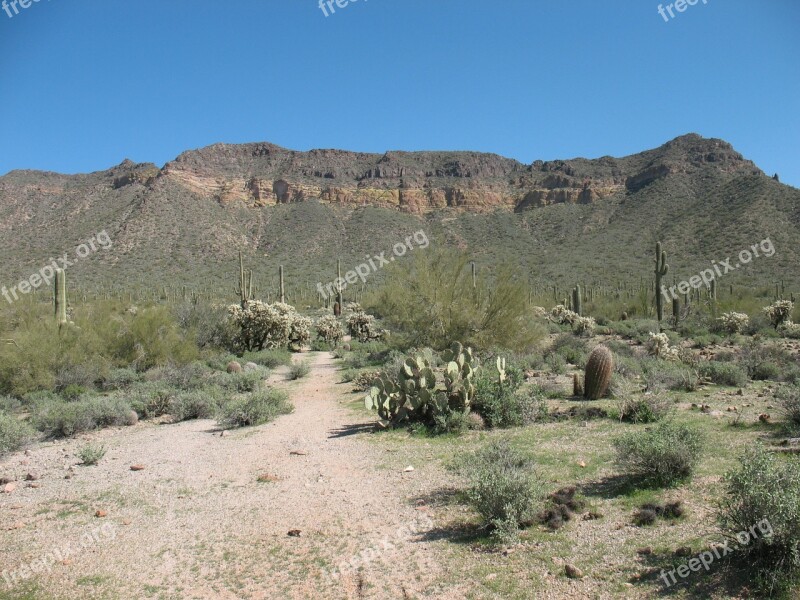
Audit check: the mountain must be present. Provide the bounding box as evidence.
[0,134,797,300]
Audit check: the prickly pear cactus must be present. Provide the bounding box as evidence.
[440,342,476,412]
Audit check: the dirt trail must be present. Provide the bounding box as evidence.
[0,353,460,599]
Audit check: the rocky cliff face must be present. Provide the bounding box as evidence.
[94,133,758,215]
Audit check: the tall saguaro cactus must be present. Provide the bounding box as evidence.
[54,268,67,326]
[572,285,583,316]
[336,259,344,309]
[279,265,285,303]
[654,242,669,329]
[235,251,253,309]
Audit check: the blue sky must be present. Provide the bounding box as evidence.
[0,0,798,186]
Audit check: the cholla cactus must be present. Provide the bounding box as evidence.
[718,312,750,334]
[344,302,362,314]
[315,315,345,346]
[647,332,680,361]
[228,300,309,352]
[764,300,794,329]
[348,310,383,343]
[778,320,800,339]
[574,316,596,337]
[531,306,548,318]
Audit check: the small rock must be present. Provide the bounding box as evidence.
[636,547,653,555]
[257,473,280,483]
[578,461,586,468]
[759,413,771,423]
[287,529,302,537]
[565,564,583,579]
[26,483,40,489]
[3,482,16,494]
[0,475,14,485]
[122,519,132,526]
[25,472,40,481]
[8,522,24,530]
[290,450,307,456]
[674,546,693,557]
[130,465,145,471]
[95,510,108,518]
[403,466,415,473]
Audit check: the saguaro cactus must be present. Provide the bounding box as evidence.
[54,268,67,326]
[279,265,285,303]
[235,251,252,309]
[654,242,669,328]
[336,259,344,308]
[584,345,613,400]
[572,285,583,316]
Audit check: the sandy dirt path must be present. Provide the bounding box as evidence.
[0,353,462,599]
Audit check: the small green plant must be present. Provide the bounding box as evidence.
[698,360,748,387]
[460,439,544,544]
[777,385,800,432]
[287,361,311,380]
[32,396,136,439]
[615,391,673,424]
[613,421,705,486]
[78,444,107,466]
[217,389,292,428]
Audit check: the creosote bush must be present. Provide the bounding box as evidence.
[613,421,705,486]
[217,388,292,428]
[0,412,36,456]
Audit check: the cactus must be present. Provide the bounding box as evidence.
[672,296,680,324]
[654,242,669,328]
[496,356,506,386]
[439,342,475,412]
[573,373,583,397]
[471,261,477,289]
[279,265,285,303]
[54,268,67,326]
[235,252,253,309]
[583,345,613,400]
[336,259,344,309]
[572,285,582,316]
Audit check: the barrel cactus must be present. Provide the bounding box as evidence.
[583,345,613,400]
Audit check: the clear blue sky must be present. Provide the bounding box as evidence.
[1,0,798,186]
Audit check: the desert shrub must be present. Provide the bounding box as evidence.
[240,349,292,369]
[0,412,36,456]
[315,315,345,346]
[78,443,106,466]
[431,407,470,435]
[144,362,213,391]
[719,446,800,594]
[550,334,589,366]
[217,370,264,393]
[546,353,567,375]
[31,396,135,438]
[0,395,21,413]
[169,389,222,422]
[174,301,236,350]
[367,249,545,352]
[698,360,748,387]
[55,361,107,392]
[615,392,673,424]
[613,421,705,486]
[473,368,546,428]
[460,439,545,543]
[61,384,88,401]
[777,385,800,432]
[287,361,311,380]
[101,368,141,391]
[640,358,699,392]
[350,369,382,391]
[127,381,181,419]
[741,341,793,381]
[217,388,292,428]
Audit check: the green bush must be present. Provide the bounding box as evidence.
[127,381,180,419]
[615,392,673,424]
[367,249,545,352]
[241,349,293,369]
[741,341,793,382]
[641,358,699,392]
[169,389,223,422]
[144,362,213,391]
[31,396,135,438]
[287,361,311,380]
[719,446,800,594]
[0,395,22,413]
[431,408,470,435]
[777,385,800,432]
[473,370,547,428]
[217,389,292,428]
[613,421,705,486]
[550,334,589,367]
[698,360,749,387]
[460,439,545,543]
[101,368,141,391]
[217,370,264,393]
[0,412,36,456]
